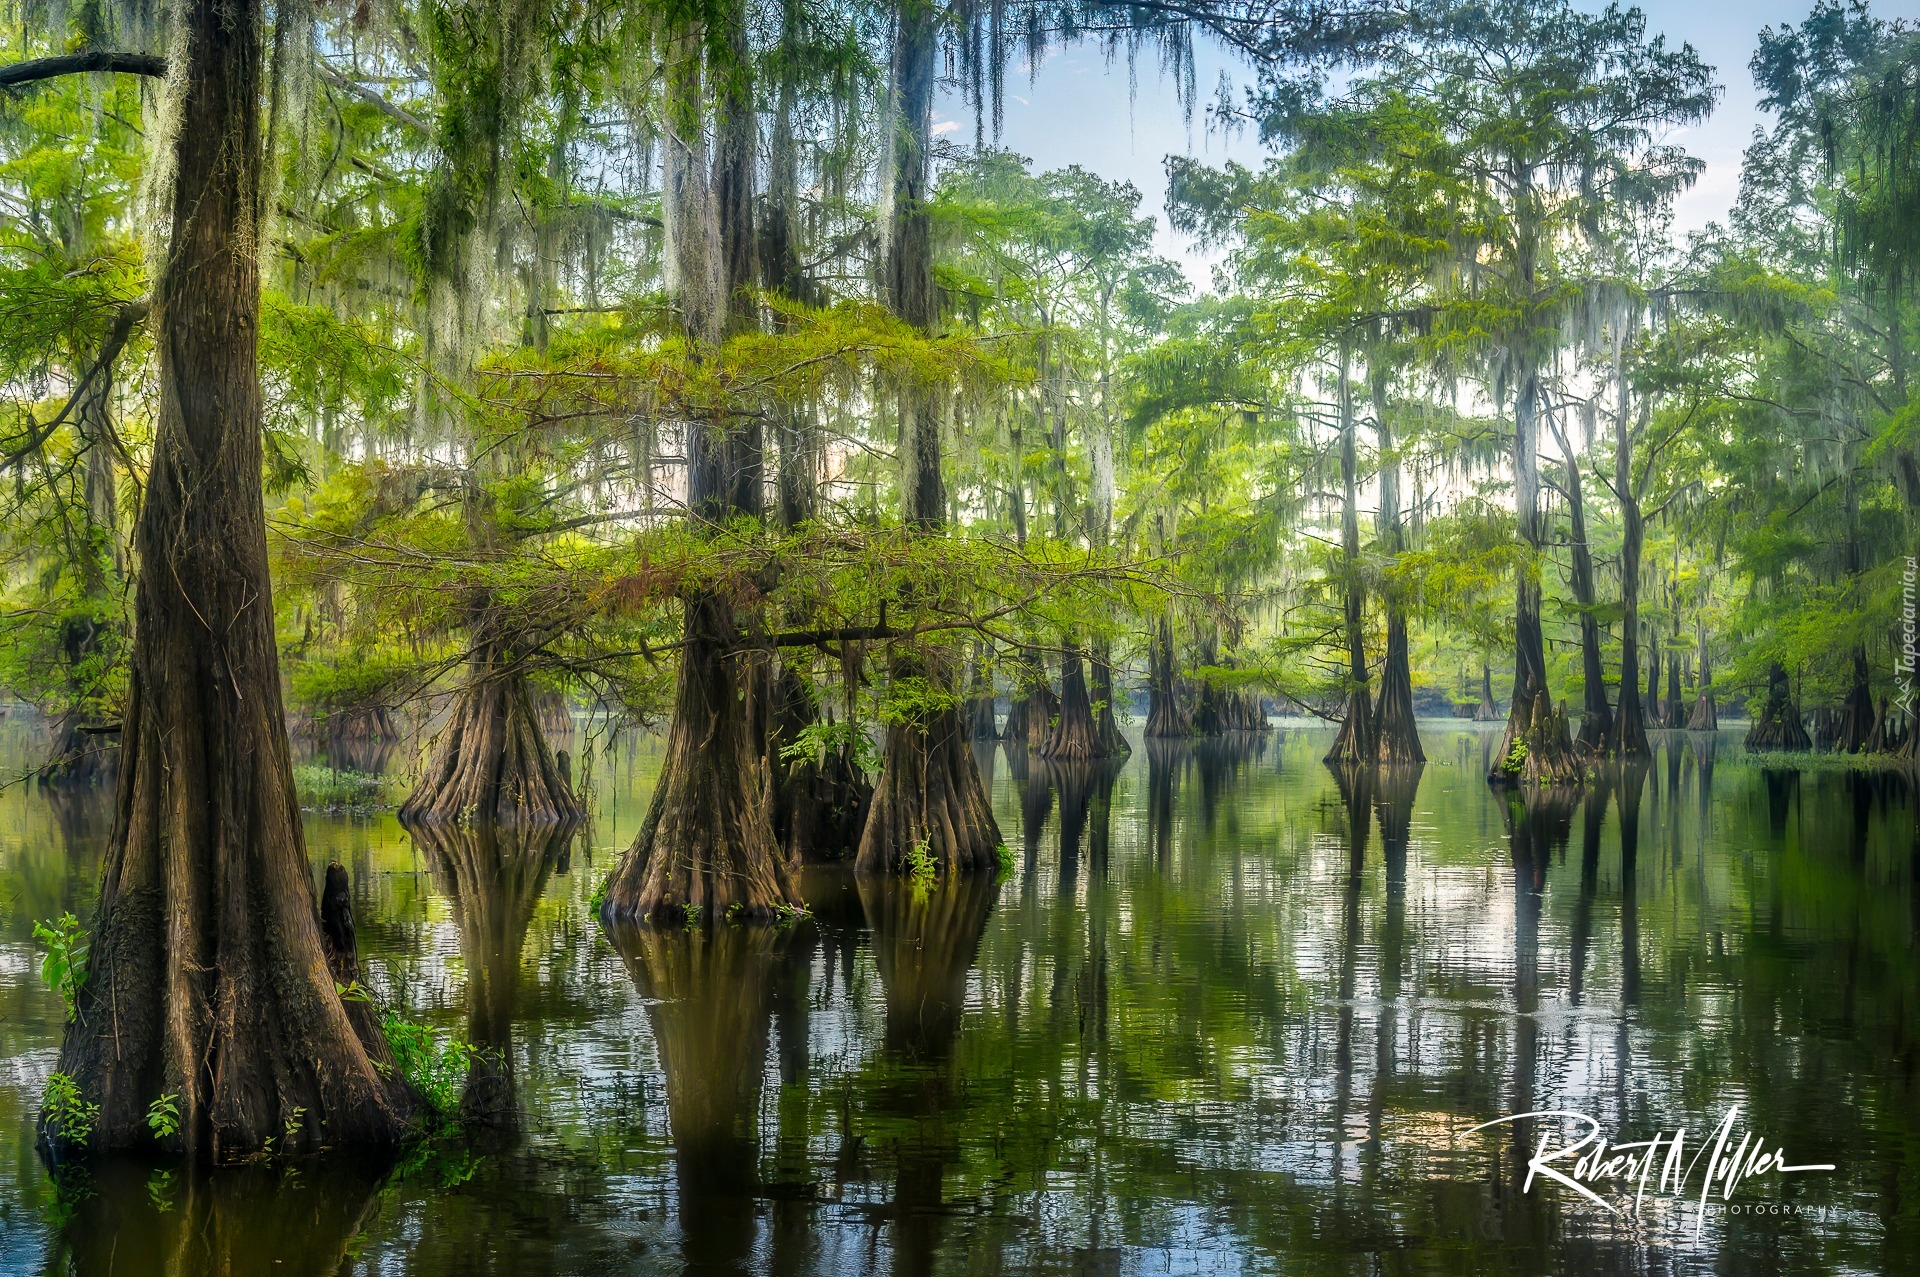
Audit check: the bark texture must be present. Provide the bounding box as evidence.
[855,0,999,877]
[400,653,583,826]
[43,0,414,1160]
[1745,661,1811,752]
[1040,642,1108,759]
[1145,615,1191,738]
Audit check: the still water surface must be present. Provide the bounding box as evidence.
[0,720,1915,1275]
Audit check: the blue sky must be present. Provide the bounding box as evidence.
[933,0,1920,286]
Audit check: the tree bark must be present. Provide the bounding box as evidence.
[1549,407,1612,753]
[400,647,582,826]
[43,0,413,1160]
[1745,661,1811,751]
[1145,614,1191,737]
[1611,358,1650,758]
[1370,375,1423,764]
[1090,637,1130,756]
[855,0,999,877]
[1326,351,1374,764]
[1040,640,1106,759]
[1686,623,1718,731]
[601,17,799,921]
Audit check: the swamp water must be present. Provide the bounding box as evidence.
[0,719,1915,1275]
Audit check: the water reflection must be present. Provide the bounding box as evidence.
[44,1159,387,1276]
[413,819,574,1133]
[0,724,1914,1274]
[606,921,796,1271]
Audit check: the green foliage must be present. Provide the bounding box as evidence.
[902,836,937,884]
[379,1014,475,1124]
[33,913,87,1020]
[779,716,881,775]
[41,1071,98,1149]
[995,842,1014,874]
[293,766,395,812]
[145,1094,180,1140]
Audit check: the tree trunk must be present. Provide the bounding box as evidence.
[963,643,999,740]
[43,0,414,1160]
[1686,625,1717,731]
[1494,364,1576,783]
[1040,640,1104,759]
[1146,614,1190,737]
[1326,351,1374,764]
[602,20,799,920]
[855,0,999,877]
[1834,647,1876,753]
[1612,370,1650,758]
[1370,376,1423,764]
[400,647,582,826]
[1644,630,1663,728]
[1553,416,1611,753]
[1665,641,1683,732]
[1476,659,1499,721]
[1745,661,1811,751]
[1090,637,1130,756]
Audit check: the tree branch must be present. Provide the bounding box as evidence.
[0,52,166,89]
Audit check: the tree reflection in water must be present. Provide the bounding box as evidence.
[413,818,575,1134]
[47,1158,387,1277]
[3,722,1915,1274]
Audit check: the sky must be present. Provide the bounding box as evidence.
[932,0,1920,288]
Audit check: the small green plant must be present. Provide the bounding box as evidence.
[146,1093,180,1140]
[902,836,937,884]
[995,842,1014,874]
[588,874,610,912]
[33,913,88,1021]
[1504,737,1529,772]
[334,980,373,1003]
[284,1106,308,1141]
[725,902,745,924]
[42,1072,99,1149]
[380,1014,474,1122]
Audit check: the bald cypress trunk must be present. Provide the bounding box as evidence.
[1325,352,1374,764]
[602,16,799,921]
[1557,429,1611,753]
[1745,661,1811,751]
[1611,354,1650,758]
[1145,614,1190,737]
[43,0,414,1159]
[1370,376,1423,764]
[855,0,1000,877]
[1041,641,1105,759]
